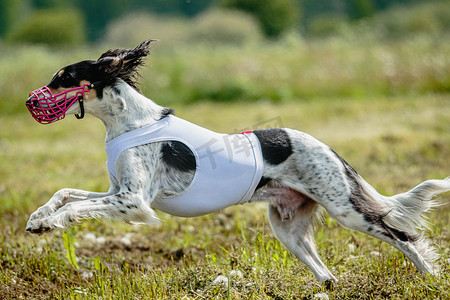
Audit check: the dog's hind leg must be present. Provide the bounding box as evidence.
[325,178,450,275]
[267,191,337,283]
[315,155,449,275]
[327,205,437,275]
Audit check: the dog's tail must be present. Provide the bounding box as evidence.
[385,178,450,231]
[359,176,450,263]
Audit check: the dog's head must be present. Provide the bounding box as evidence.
[26,40,156,124]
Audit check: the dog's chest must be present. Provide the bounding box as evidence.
[106,115,264,217]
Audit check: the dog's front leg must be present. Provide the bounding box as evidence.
[27,188,117,225]
[27,173,120,225]
[26,192,159,234]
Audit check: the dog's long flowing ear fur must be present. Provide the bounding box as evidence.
[96,39,157,92]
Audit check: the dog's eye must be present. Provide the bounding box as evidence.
[62,73,73,80]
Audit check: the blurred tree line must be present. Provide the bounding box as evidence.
[0,0,447,45]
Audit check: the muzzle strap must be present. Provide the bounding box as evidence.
[75,94,85,119]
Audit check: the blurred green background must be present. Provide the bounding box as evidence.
[0,0,449,115]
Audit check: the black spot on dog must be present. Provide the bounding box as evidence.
[161,141,196,172]
[256,176,272,190]
[159,108,175,120]
[253,129,292,165]
[112,85,121,95]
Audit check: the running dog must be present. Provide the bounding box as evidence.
[25,40,449,283]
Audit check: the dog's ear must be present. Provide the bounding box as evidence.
[95,39,157,90]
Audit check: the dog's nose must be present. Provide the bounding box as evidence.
[26,96,38,106]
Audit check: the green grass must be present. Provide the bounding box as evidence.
[0,95,449,299]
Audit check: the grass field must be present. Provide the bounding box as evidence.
[0,94,449,299]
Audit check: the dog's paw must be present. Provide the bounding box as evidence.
[28,206,54,221]
[323,278,337,290]
[26,218,55,234]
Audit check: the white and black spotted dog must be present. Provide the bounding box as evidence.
[26,40,449,283]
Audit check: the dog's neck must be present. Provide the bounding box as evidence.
[91,80,166,142]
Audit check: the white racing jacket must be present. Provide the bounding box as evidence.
[105,115,264,217]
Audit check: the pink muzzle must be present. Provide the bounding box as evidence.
[26,83,92,124]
